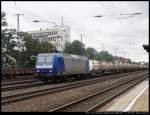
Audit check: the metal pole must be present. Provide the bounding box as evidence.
[14,14,23,32]
[62,16,63,27]
[17,14,19,32]
[81,34,82,43]
[14,13,23,67]
[80,34,83,43]
[114,48,116,58]
[114,48,117,63]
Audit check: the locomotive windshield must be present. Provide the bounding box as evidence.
[37,56,53,62]
[45,56,53,62]
[37,56,45,62]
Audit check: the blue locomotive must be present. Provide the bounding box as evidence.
[35,53,89,82]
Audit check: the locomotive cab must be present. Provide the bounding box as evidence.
[36,54,53,74]
[35,53,65,81]
[36,53,54,81]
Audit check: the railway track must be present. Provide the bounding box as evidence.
[1,71,136,91]
[2,75,34,83]
[1,71,144,92]
[2,79,39,86]
[1,71,147,106]
[48,73,148,112]
[1,81,45,92]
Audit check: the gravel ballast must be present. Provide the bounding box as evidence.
[2,71,147,112]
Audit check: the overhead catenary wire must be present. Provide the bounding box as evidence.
[98,2,119,20]
[4,3,98,21]
[98,2,143,20]
[4,3,53,24]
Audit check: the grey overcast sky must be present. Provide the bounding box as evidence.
[1,1,149,62]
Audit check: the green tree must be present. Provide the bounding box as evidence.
[69,40,86,55]
[5,54,17,68]
[96,51,115,62]
[86,47,98,59]
[37,41,54,53]
[1,11,17,68]
[1,12,56,68]
[63,42,71,53]
[16,33,55,67]
[15,32,38,67]
[128,58,132,64]
[1,12,7,26]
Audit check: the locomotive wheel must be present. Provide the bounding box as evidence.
[44,75,49,83]
[59,76,64,82]
[53,76,59,83]
[6,75,11,79]
[75,75,80,80]
[54,76,63,83]
[12,75,16,79]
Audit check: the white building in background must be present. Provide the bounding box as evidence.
[27,26,70,52]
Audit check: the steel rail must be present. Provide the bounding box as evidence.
[2,79,38,86]
[1,82,45,92]
[87,76,148,112]
[48,73,148,112]
[1,71,145,92]
[1,71,146,106]
[2,75,34,82]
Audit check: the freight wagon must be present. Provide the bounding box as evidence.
[2,68,35,80]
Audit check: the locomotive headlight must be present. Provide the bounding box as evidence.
[49,70,52,72]
[37,70,40,72]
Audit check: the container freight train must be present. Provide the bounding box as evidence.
[35,53,147,82]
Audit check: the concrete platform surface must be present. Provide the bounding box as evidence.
[129,87,149,112]
[97,79,149,112]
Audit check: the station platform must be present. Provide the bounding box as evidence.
[97,78,149,112]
